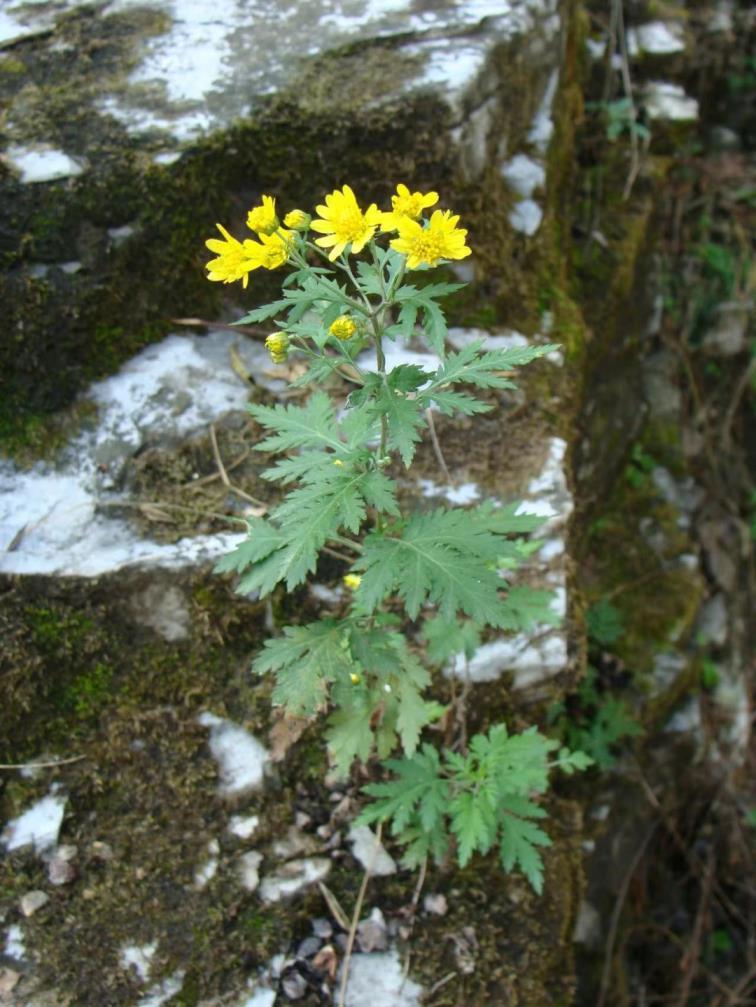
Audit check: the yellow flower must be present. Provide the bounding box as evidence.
[205,223,262,289]
[390,209,471,269]
[284,209,311,230]
[255,230,294,270]
[343,574,362,590]
[329,315,357,341]
[311,185,382,260]
[246,195,279,236]
[350,672,361,685]
[265,331,289,364]
[380,183,438,231]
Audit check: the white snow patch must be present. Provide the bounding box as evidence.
[121,942,157,982]
[356,343,439,375]
[0,330,280,578]
[229,814,260,840]
[5,146,83,183]
[259,857,331,903]
[2,792,66,854]
[239,990,276,1007]
[509,198,543,236]
[194,839,220,888]
[238,850,263,892]
[198,713,269,797]
[138,971,186,1007]
[644,82,699,121]
[419,479,481,505]
[4,925,26,961]
[501,154,546,198]
[337,950,423,1007]
[348,825,397,876]
[628,21,685,56]
[447,633,567,687]
[528,68,559,153]
[539,537,564,561]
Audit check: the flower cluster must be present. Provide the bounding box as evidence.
[204,183,470,289]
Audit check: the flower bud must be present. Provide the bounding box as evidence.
[284,209,311,230]
[343,574,361,591]
[265,331,289,364]
[350,672,361,685]
[329,315,357,341]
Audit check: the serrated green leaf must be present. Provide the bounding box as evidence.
[372,385,426,467]
[327,702,374,777]
[248,391,343,454]
[499,586,559,631]
[498,798,552,894]
[422,617,481,664]
[235,298,290,324]
[396,678,430,757]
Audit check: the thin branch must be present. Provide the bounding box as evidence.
[425,408,454,487]
[673,848,715,1007]
[337,822,383,1007]
[209,423,267,510]
[597,823,658,1007]
[0,755,85,770]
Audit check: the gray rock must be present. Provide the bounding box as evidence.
[19,891,49,917]
[347,826,397,876]
[258,858,331,904]
[296,936,322,959]
[701,302,749,357]
[696,593,728,646]
[238,851,263,893]
[356,909,388,953]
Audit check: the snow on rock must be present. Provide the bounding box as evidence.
[644,82,699,120]
[1,791,66,854]
[121,943,158,982]
[509,198,543,236]
[528,67,559,153]
[194,839,220,888]
[0,330,275,578]
[238,850,263,892]
[4,145,84,183]
[501,154,546,198]
[336,950,423,1007]
[446,437,572,689]
[229,814,260,840]
[628,21,686,56]
[419,479,481,506]
[348,825,397,876]
[198,713,269,797]
[259,857,331,903]
[4,925,26,962]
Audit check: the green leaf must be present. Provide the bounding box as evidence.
[586,599,624,646]
[499,586,559,631]
[422,617,481,665]
[213,517,285,574]
[253,620,353,716]
[327,701,374,777]
[396,678,431,757]
[424,388,492,417]
[235,298,290,324]
[371,385,426,466]
[247,391,342,454]
[498,796,552,894]
[358,507,516,624]
[421,341,559,400]
[387,364,433,393]
[359,745,447,834]
[449,790,489,866]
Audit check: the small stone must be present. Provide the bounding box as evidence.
[702,302,749,357]
[423,893,448,916]
[0,968,20,997]
[89,840,114,861]
[47,846,77,885]
[20,890,49,917]
[259,858,331,904]
[311,918,332,939]
[296,936,322,958]
[82,887,97,900]
[347,826,396,876]
[228,814,260,840]
[573,900,602,947]
[281,969,307,1000]
[356,908,388,953]
[273,826,316,859]
[696,593,728,646]
[294,811,312,830]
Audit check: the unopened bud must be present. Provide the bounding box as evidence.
[343,574,361,591]
[329,315,357,341]
[265,331,289,363]
[284,209,311,230]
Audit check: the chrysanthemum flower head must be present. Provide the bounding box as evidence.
[205,223,263,288]
[390,209,471,269]
[329,315,357,341]
[246,195,279,236]
[254,230,294,270]
[311,185,382,261]
[380,183,438,232]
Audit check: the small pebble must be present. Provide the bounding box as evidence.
[47,846,77,886]
[19,890,49,917]
[356,908,388,952]
[311,918,332,939]
[281,969,307,1000]
[423,893,448,916]
[296,936,322,958]
[294,811,312,830]
[89,841,114,861]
